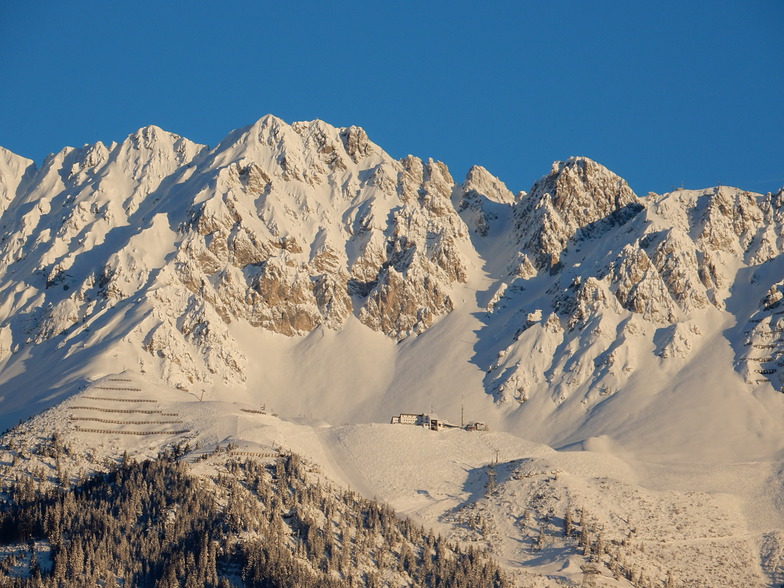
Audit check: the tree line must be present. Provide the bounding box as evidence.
[0,449,510,587]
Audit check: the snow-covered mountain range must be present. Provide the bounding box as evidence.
[3,115,784,585]
[2,115,784,459]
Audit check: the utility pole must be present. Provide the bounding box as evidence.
[461,395,464,428]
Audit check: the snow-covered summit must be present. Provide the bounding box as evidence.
[512,156,642,268]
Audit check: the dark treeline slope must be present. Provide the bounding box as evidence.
[0,452,509,587]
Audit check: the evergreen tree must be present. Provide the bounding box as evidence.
[564,507,573,537]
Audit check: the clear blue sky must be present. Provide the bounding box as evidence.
[1,1,782,195]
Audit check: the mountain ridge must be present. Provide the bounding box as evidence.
[1,115,784,465]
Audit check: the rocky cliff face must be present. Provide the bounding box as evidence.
[0,116,472,390]
[484,180,784,408]
[1,117,783,422]
[512,157,642,269]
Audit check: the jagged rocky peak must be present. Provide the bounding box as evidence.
[514,156,643,268]
[340,125,373,162]
[0,145,32,168]
[59,125,205,197]
[223,115,381,184]
[0,147,35,213]
[108,125,206,172]
[696,185,773,262]
[126,119,472,359]
[539,156,637,218]
[0,146,35,179]
[462,165,516,204]
[457,166,516,237]
[126,124,178,149]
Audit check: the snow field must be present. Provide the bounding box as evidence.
[3,373,784,585]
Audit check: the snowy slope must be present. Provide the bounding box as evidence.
[3,372,784,586]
